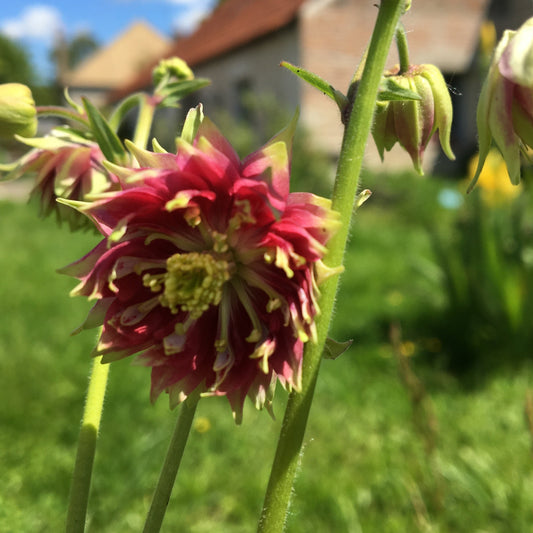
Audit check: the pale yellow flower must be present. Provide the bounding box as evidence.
[468,149,522,205]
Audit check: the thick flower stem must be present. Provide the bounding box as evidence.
[257,1,406,532]
[142,395,199,533]
[66,356,109,533]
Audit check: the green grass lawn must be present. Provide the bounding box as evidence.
[2,175,533,532]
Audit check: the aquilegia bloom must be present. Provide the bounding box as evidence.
[372,63,454,174]
[61,113,340,421]
[9,134,118,230]
[470,17,533,188]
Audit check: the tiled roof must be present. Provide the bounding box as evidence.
[112,0,305,98]
[63,21,171,89]
[172,0,305,65]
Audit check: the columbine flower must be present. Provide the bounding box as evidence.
[470,17,533,189]
[61,113,340,422]
[372,64,455,174]
[11,135,119,230]
[0,83,37,139]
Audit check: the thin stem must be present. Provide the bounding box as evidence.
[257,1,406,532]
[36,106,89,127]
[133,95,156,149]
[395,23,411,74]
[66,356,110,533]
[142,395,199,533]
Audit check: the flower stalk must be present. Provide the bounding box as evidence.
[133,95,157,149]
[66,355,110,533]
[257,1,407,531]
[36,105,90,127]
[142,395,199,533]
[396,23,411,74]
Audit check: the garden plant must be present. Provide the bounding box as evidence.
[1,1,533,531]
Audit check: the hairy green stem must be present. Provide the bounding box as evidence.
[66,356,109,533]
[396,23,411,74]
[142,395,199,533]
[257,2,406,532]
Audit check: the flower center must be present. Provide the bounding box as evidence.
[144,252,230,319]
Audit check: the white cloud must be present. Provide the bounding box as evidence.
[172,0,214,35]
[1,5,64,42]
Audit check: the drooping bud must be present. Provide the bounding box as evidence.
[0,83,37,139]
[470,17,533,190]
[372,64,455,174]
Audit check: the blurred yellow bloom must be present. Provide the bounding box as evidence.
[479,20,497,59]
[386,290,404,307]
[399,341,416,358]
[194,417,212,434]
[468,149,522,205]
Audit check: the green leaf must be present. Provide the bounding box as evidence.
[323,337,353,360]
[378,77,422,102]
[158,78,211,107]
[82,97,127,164]
[108,92,144,131]
[281,61,342,103]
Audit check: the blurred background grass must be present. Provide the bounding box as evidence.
[2,153,533,532]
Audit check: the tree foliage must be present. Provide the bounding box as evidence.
[0,34,36,86]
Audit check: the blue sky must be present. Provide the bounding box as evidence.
[0,1,216,81]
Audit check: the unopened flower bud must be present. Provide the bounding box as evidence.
[470,17,533,190]
[372,64,455,174]
[0,83,37,139]
[153,57,194,85]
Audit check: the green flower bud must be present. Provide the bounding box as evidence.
[372,64,455,175]
[152,57,194,86]
[470,17,533,190]
[0,83,37,139]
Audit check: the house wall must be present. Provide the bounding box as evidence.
[300,0,360,157]
[299,0,459,172]
[67,87,111,108]
[299,0,423,170]
[191,22,302,129]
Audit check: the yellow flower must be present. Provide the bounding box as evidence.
[479,20,497,59]
[468,149,522,205]
[399,341,416,358]
[194,417,211,434]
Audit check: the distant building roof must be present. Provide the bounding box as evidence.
[63,21,171,89]
[112,0,305,98]
[173,0,305,65]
